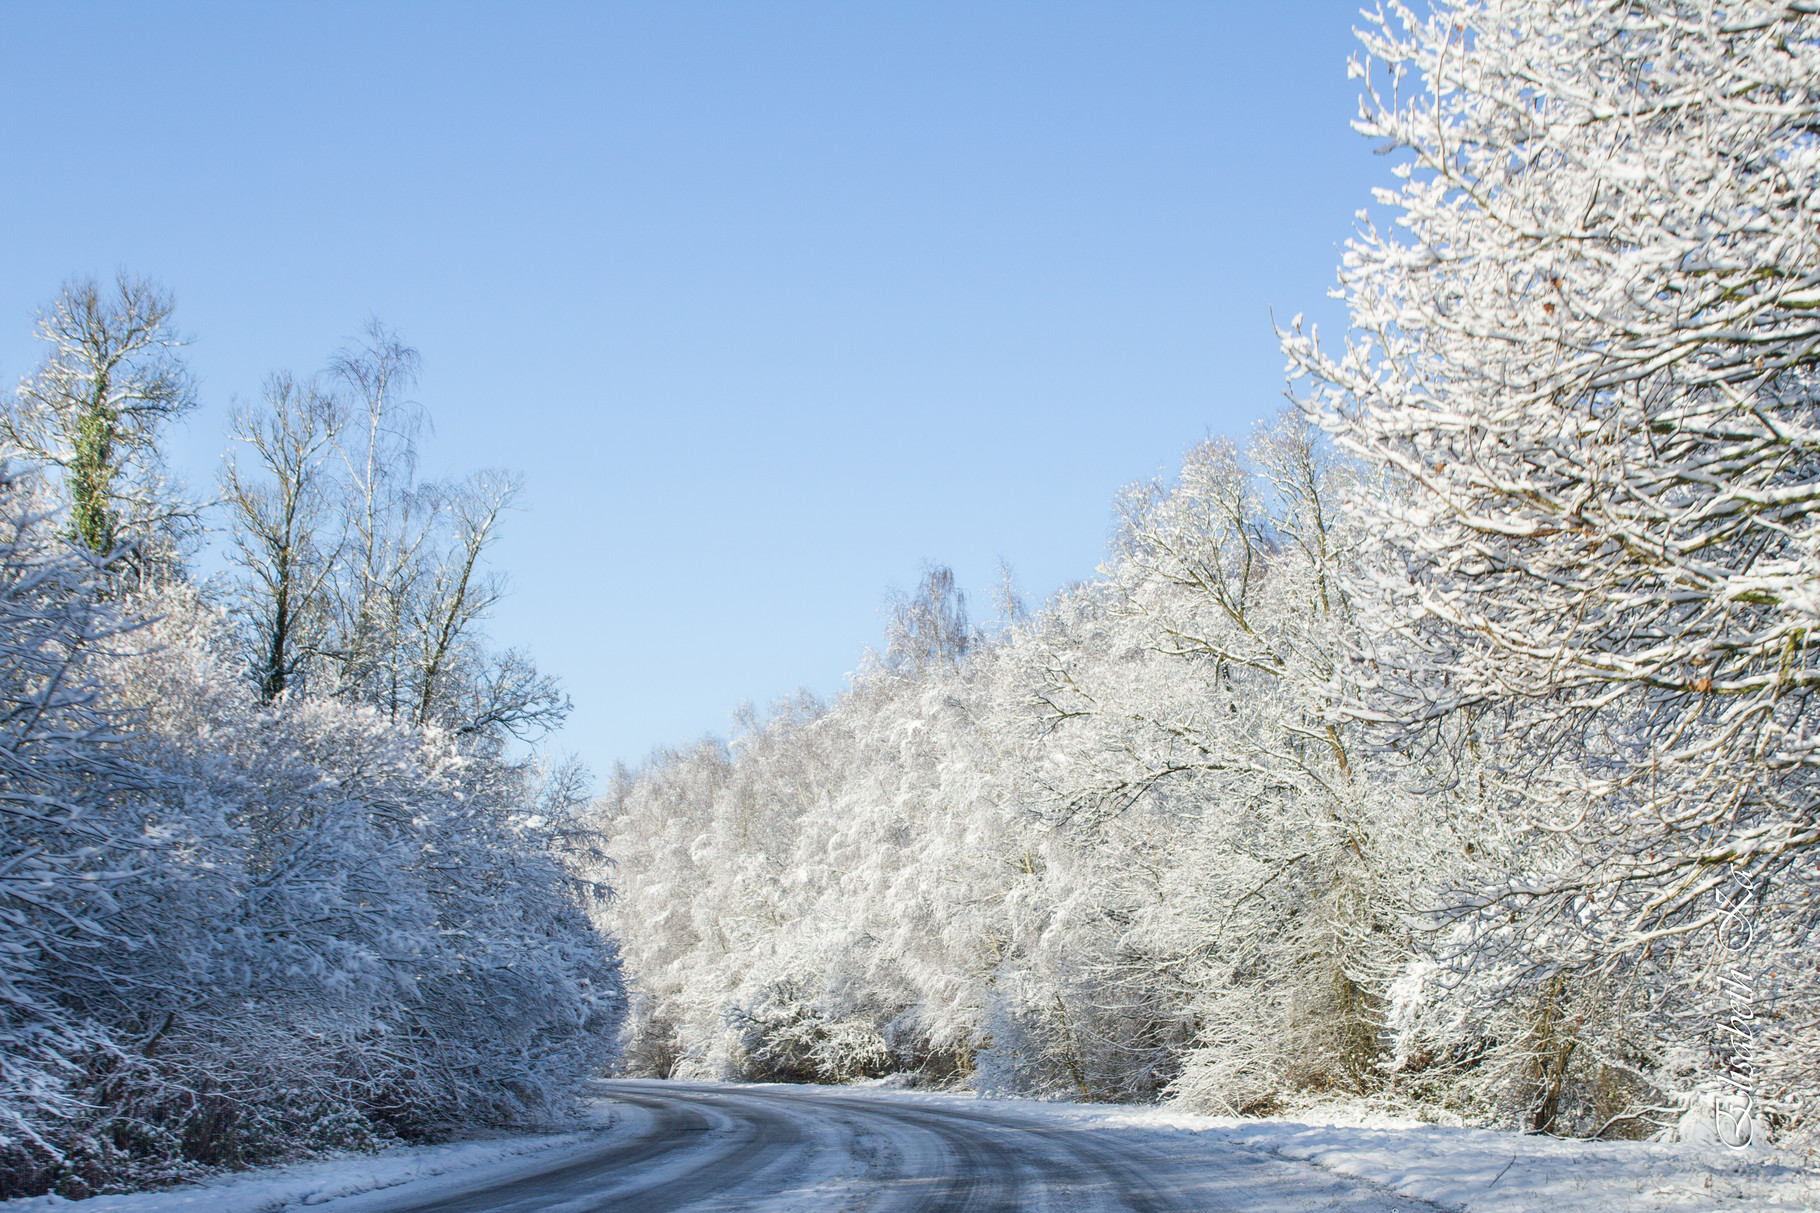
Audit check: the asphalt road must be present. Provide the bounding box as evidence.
[368,1080,1434,1213]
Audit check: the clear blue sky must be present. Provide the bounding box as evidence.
[0,2,1381,779]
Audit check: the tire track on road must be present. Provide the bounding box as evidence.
[366,1080,1442,1213]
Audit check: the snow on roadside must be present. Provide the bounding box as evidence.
[1201,1113,1818,1212]
[0,1104,632,1213]
[854,1086,1820,1212]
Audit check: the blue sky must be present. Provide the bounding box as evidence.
[0,2,1382,778]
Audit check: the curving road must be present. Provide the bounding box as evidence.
[365,1080,1434,1213]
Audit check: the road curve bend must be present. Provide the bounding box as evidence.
[367,1080,1434,1213]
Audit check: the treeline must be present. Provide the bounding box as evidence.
[597,0,1820,1147]
[599,423,1486,1114]
[0,283,623,1198]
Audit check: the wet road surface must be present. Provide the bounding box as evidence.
[364,1080,1437,1213]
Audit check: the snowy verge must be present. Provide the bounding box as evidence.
[841,1086,1820,1212]
[0,1105,632,1213]
[1202,1111,1817,1212]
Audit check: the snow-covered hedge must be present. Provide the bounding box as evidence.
[0,475,624,1199]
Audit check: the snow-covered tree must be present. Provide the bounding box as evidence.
[222,324,567,745]
[598,418,1455,1113]
[0,304,622,1198]
[1287,0,1820,1135]
[0,462,145,1192]
[221,372,342,702]
[0,579,625,1199]
[1,276,198,586]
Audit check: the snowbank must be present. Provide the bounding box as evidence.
[0,1105,630,1213]
[1206,1115,1815,1212]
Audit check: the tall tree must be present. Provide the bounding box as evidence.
[220,373,342,702]
[321,320,431,712]
[228,320,570,743]
[404,469,566,740]
[885,564,977,676]
[2,276,197,584]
